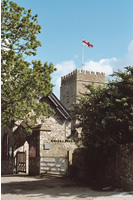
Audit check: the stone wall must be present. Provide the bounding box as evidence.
[71,144,133,190]
[1,159,14,175]
[1,96,76,176]
[1,127,15,175]
[21,112,77,175]
[39,114,77,174]
[76,70,105,98]
[60,69,105,110]
[60,72,77,110]
[40,140,76,175]
[40,114,76,157]
[115,144,133,190]
[40,113,72,154]
[28,130,40,175]
[1,108,76,176]
[70,148,91,181]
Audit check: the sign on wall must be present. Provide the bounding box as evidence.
[43,144,50,150]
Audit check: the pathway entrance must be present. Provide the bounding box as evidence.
[16,151,26,173]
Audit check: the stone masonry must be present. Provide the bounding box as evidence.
[71,144,133,190]
[60,69,105,110]
[39,114,77,175]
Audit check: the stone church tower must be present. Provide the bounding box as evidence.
[60,69,105,111]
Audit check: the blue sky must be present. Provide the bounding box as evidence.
[13,0,133,98]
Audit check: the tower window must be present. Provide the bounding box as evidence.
[66,91,70,104]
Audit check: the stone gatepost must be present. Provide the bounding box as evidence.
[28,130,40,175]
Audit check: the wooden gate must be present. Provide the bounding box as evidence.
[16,152,26,173]
[40,156,68,175]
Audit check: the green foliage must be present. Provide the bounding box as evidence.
[1,0,41,56]
[1,0,56,129]
[73,67,133,151]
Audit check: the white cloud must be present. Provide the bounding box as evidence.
[126,40,133,64]
[54,60,76,76]
[53,40,133,98]
[55,78,61,94]
[82,40,133,76]
[83,58,116,75]
[52,60,76,98]
[128,40,133,53]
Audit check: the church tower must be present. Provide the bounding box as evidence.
[60,69,105,111]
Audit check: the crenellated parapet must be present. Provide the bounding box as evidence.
[60,68,106,111]
[61,69,105,85]
[61,69,77,85]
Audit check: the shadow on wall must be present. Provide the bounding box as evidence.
[68,145,133,191]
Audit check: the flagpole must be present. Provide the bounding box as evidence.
[82,39,93,68]
[82,37,84,68]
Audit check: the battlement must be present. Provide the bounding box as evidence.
[61,69,105,86]
[60,69,106,111]
[61,69,77,81]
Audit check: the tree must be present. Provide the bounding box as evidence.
[1,0,56,130]
[73,66,133,151]
[1,0,41,56]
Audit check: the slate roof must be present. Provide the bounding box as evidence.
[14,93,71,132]
[47,93,71,120]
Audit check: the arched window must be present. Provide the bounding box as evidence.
[2,133,9,160]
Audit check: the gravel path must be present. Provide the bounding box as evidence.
[1,174,133,200]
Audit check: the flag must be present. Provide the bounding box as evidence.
[82,39,93,48]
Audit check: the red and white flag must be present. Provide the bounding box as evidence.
[82,39,93,48]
